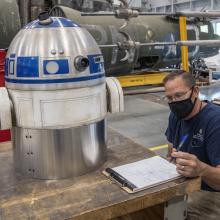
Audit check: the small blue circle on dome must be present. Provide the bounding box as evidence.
[24,17,80,29]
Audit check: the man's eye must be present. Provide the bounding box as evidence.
[175,94,184,98]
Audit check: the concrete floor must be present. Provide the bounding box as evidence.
[107,82,220,157]
[199,82,220,101]
[107,94,170,157]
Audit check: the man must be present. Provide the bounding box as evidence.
[164,71,220,220]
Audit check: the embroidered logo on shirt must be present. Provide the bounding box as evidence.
[192,129,204,148]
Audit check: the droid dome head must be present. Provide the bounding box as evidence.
[5,12,105,90]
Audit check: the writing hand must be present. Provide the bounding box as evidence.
[171,151,207,177]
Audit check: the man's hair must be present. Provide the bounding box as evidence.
[163,71,196,88]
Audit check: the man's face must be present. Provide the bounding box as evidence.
[164,76,198,103]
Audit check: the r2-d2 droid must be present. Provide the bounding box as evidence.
[0,12,124,179]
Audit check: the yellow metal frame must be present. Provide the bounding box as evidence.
[179,16,189,72]
[117,16,190,88]
[117,72,168,88]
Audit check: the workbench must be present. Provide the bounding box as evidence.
[0,129,200,220]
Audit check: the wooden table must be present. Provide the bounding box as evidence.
[0,129,200,220]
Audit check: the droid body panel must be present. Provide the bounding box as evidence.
[0,16,123,179]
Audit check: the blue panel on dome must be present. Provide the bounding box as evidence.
[17,57,39,78]
[24,17,80,29]
[43,59,69,75]
[9,60,15,75]
[88,54,105,74]
[5,58,9,76]
[5,73,105,84]
[10,54,16,58]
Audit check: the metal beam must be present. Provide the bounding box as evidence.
[180,16,189,72]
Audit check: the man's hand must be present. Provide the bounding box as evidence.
[171,150,207,177]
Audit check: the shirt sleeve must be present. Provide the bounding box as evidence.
[165,113,174,144]
[206,117,220,166]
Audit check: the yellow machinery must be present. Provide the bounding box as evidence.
[117,72,168,87]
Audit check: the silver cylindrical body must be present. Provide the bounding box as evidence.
[13,120,106,179]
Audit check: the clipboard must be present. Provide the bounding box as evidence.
[103,156,182,194]
[103,169,136,193]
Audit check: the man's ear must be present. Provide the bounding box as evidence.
[193,86,199,97]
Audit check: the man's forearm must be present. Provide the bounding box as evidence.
[201,162,220,191]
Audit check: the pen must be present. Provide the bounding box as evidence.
[170,134,189,163]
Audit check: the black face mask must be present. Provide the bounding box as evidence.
[169,89,197,119]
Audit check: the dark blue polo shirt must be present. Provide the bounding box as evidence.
[165,101,220,191]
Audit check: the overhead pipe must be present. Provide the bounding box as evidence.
[82,11,220,18]
[99,40,220,48]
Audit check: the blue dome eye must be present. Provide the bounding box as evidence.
[43,59,69,75]
[45,61,59,74]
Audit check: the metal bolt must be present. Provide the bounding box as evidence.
[51,49,56,55]
[31,152,33,155]
[32,169,35,172]
[59,50,64,55]
[27,152,30,155]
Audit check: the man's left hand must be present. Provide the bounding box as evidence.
[171,151,206,177]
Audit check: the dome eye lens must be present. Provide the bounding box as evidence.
[81,58,89,67]
[74,56,89,72]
